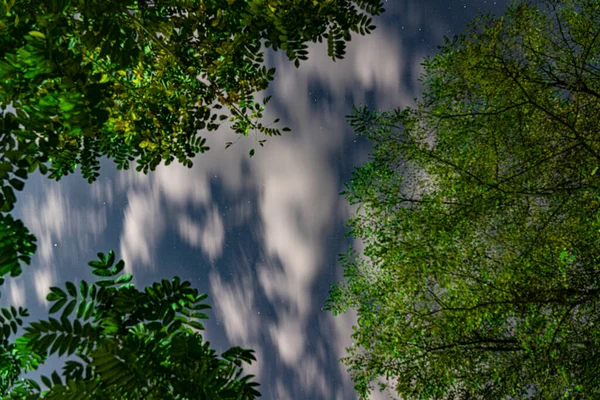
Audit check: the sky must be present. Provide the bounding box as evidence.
[2,0,511,398]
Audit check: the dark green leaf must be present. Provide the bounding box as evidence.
[49,298,67,315]
[40,375,52,389]
[188,321,205,331]
[61,299,77,318]
[65,281,77,297]
[106,250,115,267]
[80,280,89,299]
[162,308,175,326]
[51,370,62,386]
[50,287,67,298]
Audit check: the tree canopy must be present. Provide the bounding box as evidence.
[1,250,261,399]
[0,0,385,284]
[326,0,600,398]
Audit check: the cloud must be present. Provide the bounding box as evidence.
[200,207,224,261]
[177,214,203,248]
[176,207,225,261]
[329,309,360,388]
[119,188,163,273]
[297,355,329,399]
[32,268,57,307]
[22,187,66,265]
[268,312,306,366]
[208,270,263,379]
[8,278,25,308]
[91,180,114,206]
[275,379,292,400]
[20,185,107,305]
[154,161,211,207]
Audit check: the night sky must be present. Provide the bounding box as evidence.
[3,1,511,398]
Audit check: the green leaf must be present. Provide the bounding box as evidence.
[14,168,27,179]
[40,375,52,389]
[59,99,75,112]
[162,308,175,326]
[96,279,115,287]
[196,293,209,302]
[82,301,94,320]
[50,287,67,298]
[115,274,133,284]
[28,31,46,39]
[46,292,61,302]
[9,178,24,191]
[113,260,125,275]
[191,312,209,320]
[61,299,77,318]
[106,250,116,267]
[80,280,89,299]
[188,321,205,331]
[49,298,67,314]
[92,268,114,277]
[51,370,62,386]
[88,260,106,269]
[249,148,255,158]
[65,281,77,297]
[97,252,106,263]
[60,315,72,333]
[76,301,86,319]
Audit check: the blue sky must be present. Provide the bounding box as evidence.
[3,0,511,398]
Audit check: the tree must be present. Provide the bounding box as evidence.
[0,0,385,283]
[0,250,261,399]
[325,0,600,398]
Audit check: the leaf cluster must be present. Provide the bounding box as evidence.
[0,250,261,399]
[326,0,600,398]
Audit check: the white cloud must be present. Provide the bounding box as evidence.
[209,270,263,379]
[20,185,106,304]
[32,268,57,307]
[154,161,211,206]
[269,312,306,366]
[119,188,163,273]
[8,278,25,308]
[209,271,259,346]
[177,214,202,247]
[176,207,224,262]
[200,207,224,261]
[22,188,66,265]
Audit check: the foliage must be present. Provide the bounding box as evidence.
[0,0,385,283]
[326,0,600,398]
[0,250,261,399]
